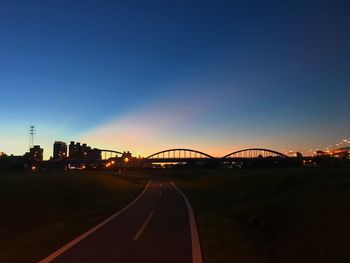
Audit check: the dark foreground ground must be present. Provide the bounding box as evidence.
[0,170,146,262]
[160,167,350,263]
[0,168,349,263]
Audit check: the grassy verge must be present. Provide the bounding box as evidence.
[0,170,146,263]
[158,168,350,263]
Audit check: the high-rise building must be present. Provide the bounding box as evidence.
[24,145,43,161]
[68,141,100,160]
[53,141,67,160]
[69,141,80,157]
[69,141,75,156]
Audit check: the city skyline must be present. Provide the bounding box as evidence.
[2,131,350,160]
[1,1,349,159]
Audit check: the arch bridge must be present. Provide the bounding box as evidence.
[222,148,287,159]
[144,148,214,163]
[52,147,289,168]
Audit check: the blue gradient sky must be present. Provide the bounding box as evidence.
[1,0,349,158]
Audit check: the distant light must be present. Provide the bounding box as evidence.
[31,166,36,171]
[111,160,115,164]
[124,157,129,163]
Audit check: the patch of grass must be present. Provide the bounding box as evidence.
[157,168,350,263]
[0,170,146,263]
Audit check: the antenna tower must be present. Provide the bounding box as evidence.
[29,125,35,149]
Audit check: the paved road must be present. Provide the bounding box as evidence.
[40,176,201,263]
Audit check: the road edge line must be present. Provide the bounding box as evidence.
[39,180,152,263]
[170,181,203,263]
[132,211,155,240]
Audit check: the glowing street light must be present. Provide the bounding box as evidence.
[124,157,129,163]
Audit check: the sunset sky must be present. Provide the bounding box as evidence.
[1,0,349,159]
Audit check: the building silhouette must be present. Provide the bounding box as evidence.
[24,145,43,161]
[69,141,101,160]
[53,141,67,160]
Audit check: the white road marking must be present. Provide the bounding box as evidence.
[170,181,203,263]
[39,180,152,263]
[133,211,155,240]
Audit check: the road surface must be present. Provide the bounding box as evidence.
[40,175,202,263]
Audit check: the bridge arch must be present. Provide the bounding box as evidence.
[145,148,214,159]
[222,148,287,159]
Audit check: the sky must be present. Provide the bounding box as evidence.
[0,0,349,159]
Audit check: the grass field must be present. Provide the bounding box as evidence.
[159,167,350,263]
[0,170,146,263]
